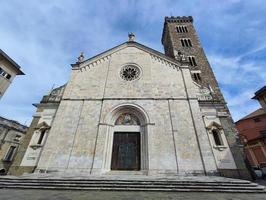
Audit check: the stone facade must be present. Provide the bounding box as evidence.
[34,44,219,175]
[10,16,250,179]
[0,116,28,174]
[8,85,65,176]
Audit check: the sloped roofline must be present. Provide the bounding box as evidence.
[0,49,25,75]
[252,85,266,100]
[71,41,185,68]
[236,108,266,123]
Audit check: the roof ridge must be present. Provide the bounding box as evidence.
[71,41,186,70]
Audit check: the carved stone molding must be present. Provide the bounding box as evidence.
[79,55,111,72]
[150,54,179,70]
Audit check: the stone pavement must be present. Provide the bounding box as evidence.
[0,189,266,200]
[255,179,266,186]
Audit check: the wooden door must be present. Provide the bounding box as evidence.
[111,132,140,170]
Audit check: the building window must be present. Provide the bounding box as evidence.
[37,130,46,145]
[180,38,192,47]
[1,71,7,77]
[176,26,188,33]
[212,130,223,146]
[193,73,201,82]
[0,67,11,80]
[4,146,16,161]
[6,74,11,79]
[254,118,261,123]
[188,56,197,66]
[120,65,141,81]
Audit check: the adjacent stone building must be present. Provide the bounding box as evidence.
[8,85,65,175]
[236,86,266,169]
[0,116,28,174]
[9,16,250,179]
[0,49,24,99]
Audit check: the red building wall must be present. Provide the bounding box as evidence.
[236,114,266,167]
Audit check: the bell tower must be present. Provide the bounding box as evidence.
[162,16,224,102]
[162,16,251,179]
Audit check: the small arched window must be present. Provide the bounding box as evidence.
[184,39,189,47]
[187,39,192,47]
[37,130,46,145]
[212,129,223,146]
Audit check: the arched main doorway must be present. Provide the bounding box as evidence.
[103,104,149,173]
[111,113,141,170]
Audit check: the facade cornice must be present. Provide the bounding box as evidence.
[71,42,186,72]
[61,97,199,101]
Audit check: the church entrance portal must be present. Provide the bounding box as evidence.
[103,105,149,173]
[111,132,140,170]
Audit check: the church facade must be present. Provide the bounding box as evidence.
[9,16,250,179]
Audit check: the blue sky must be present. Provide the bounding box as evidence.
[0,0,265,125]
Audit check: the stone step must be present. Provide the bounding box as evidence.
[0,177,264,193]
[0,178,253,183]
[0,182,264,190]
[0,177,252,184]
[0,185,265,193]
[0,179,259,187]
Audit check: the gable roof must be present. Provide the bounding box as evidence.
[237,108,266,122]
[252,85,266,100]
[0,49,24,75]
[71,41,187,69]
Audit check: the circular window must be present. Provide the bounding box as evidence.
[120,65,140,81]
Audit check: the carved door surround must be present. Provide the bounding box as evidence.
[102,103,150,174]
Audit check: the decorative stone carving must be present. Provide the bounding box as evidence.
[128,33,135,42]
[206,121,223,130]
[150,54,178,70]
[120,65,140,81]
[35,121,50,130]
[115,113,140,125]
[42,85,65,103]
[197,87,213,101]
[77,52,85,63]
[174,50,187,64]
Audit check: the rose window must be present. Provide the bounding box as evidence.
[120,65,140,81]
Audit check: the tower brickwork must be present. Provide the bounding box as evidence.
[162,16,224,102]
[162,16,251,179]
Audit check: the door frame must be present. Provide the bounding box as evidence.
[103,124,148,173]
[111,131,141,170]
[101,104,150,174]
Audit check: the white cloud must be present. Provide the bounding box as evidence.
[0,0,265,124]
[208,51,266,121]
